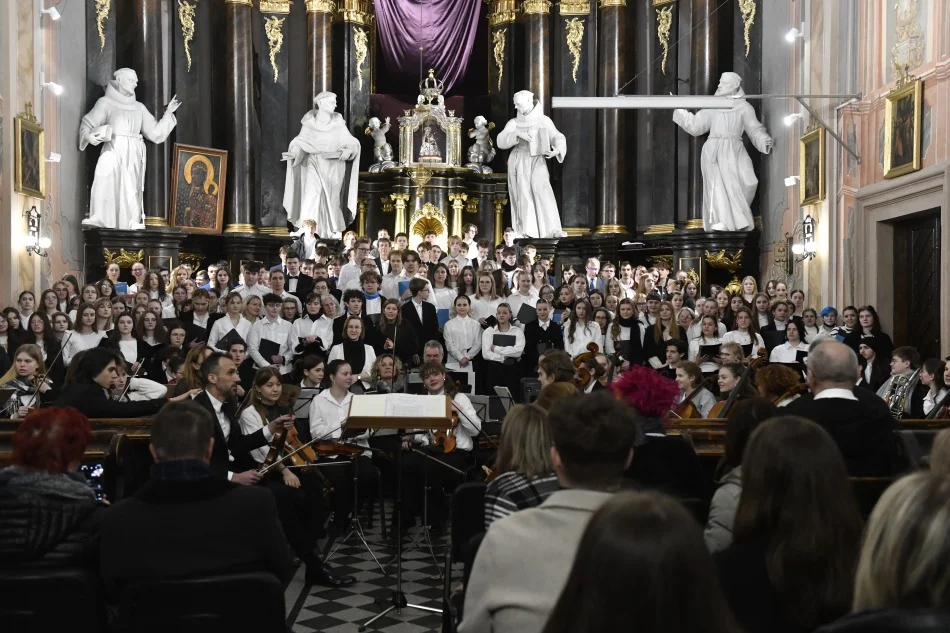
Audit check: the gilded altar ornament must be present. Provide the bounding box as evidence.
[103,248,144,268]
[523,0,552,14]
[178,0,196,73]
[493,29,507,92]
[178,251,204,269]
[306,0,336,11]
[95,0,111,52]
[354,27,368,91]
[264,16,286,83]
[565,18,584,84]
[408,167,434,198]
[489,0,518,26]
[738,0,755,57]
[656,6,672,74]
[705,249,743,273]
[559,0,591,15]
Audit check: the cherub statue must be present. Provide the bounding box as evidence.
[365,116,396,173]
[466,115,496,173]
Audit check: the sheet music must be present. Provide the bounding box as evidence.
[384,394,446,418]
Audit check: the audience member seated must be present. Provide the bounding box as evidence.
[0,408,103,569]
[55,348,167,418]
[459,392,636,633]
[533,381,579,411]
[717,416,864,633]
[816,473,950,633]
[483,404,560,527]
[928,427,950,476]
[99,401,295,600]
[704,398,778,553]
[541,491,740,633]
[785,340,896,476]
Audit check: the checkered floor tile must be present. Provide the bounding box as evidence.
[286,504,453,633]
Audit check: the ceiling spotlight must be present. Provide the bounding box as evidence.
[785,24,804,42]
[783,113,804,127]
[46,152,62,163]
[42,81,64,96]
[40,7,61,20]
[784,176,800,187]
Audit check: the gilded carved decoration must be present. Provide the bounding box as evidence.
[95,0,111,52]
[705,249,743,273]
[390,193,411,234]
[559,0,590,15]
[178,0,196,73]
[598,0,625,8]
[489,0,518,26]
[565,18,584,84]
[103,248,144,268]
[656,6,672,74]
[892,0,923,77]
[306,0,336,12]
[408,167,434,197]
[260,0,292,12]
[178,252,204,269]
[738,0,755,58]
[340,0,375,26]
[523,0,552,14]
[493,29,507,92]
[354,27,369,90]
[264,16,286,82]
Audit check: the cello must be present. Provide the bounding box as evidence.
[708,358,765,420]
[669,376,716,420]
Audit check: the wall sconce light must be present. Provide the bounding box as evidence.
[41,81,63,96]
[24,206,52,257]
[46,152,61,163]
[783,113,804,127]
[785,23,805,43]
[784,175,800,187]
[786,214,816,275]
[40,7,61,20]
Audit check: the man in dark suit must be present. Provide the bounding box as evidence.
[99,401,295,600]
[401,278,441,361]
[583,257,607,294]
[191,352,355,587]
[785,340,896,476]
[269,245,291,274]
[177,289,224,346]
[523,300,563,372]
[658,340,687,381]
[373,237,392,277]
[472,238,492,270]
[284,251,314,301]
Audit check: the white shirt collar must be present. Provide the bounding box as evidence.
[814,388,858,401]
[205,390,226,412]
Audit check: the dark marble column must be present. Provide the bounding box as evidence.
[134,0,172,226]
[224,0,259,234]
[85,0,117,212]
[523,0,552,111]
[172,0,212,146]
[686,0,720,225]
[258,1,292,235]
[488,0,518,172]
[307,0,335,101]
[594,0,628,236]
[554,0,595,235]
[337,0,375,170]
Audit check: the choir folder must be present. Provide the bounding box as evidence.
[346,394,453,430]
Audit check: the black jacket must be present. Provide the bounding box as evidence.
[332,313,379,348]
[177,312,225,346]
[523,321,563,371]
[401,300,442,357]
[192,390,269,479]
[99,472,295,598]
[55,382,165,419]
[816,610,950,633]
[0,470,101,569]
[784,389,896,476]
[286,273,315,302]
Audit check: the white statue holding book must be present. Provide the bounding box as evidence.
[283,91,361,238]
[79,68,180,230]
[672,72,773,232]
[496,90,567,239]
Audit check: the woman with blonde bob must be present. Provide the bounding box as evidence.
[483,404,560,527]
[816,473,950,632]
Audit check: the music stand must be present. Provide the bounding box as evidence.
[346,394,453,630]
[493,386,515,414]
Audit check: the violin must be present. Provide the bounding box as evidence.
[773,382,808,406]
[260,385,315,472]
[926,389,950,420]
[432,410,459,453]
[312,440,364,457]
[669,376,715,420]
[572,343,602,391]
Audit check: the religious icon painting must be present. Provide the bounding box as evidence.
[169,143,228,234]
[883,77,922,180]
[14,103,45,199]
[799,125,825,206]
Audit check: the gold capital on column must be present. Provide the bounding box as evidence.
[559,0,590,15]
[449,193,468,236]
[225,0,253,5]
[260,0,291,12]
[306,0,336,11]
[489,0,518,26]
[523,0,552,14]
[492,198,508,244]
[357,198,368,237]
[340,0,375,26]
[391,193,411,235]
[597,0,625,7]
[593,224,627,235]
[223,223,259,234]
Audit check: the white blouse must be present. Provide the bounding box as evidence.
[432,287,458,311]
[721,330,766,358]
[62,331,107,365]
[471,297,502,322]
[207,315,252,350]
[769,341,809,363]
[307,389,370,455]
[605,323,646,356]
[689,336,723,373]
[118,339,139,365]
[239,407,276,465]
[290,315,333,353]
[443,315,482,371]
[562,319,605,358]
[481,325,525,363]
[505,293,539,327]
[327,343,376,389]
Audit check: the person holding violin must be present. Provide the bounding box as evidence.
[711,363,757,417]
[307,359,378,536]
[755,364,805,407]
[400,361,481,534]
[672,361,716,418]
[0,344,52,418]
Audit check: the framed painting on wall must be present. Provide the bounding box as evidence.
[884,77,922,179]
[169,143,228,234]
[14,102,44,199]
[799,125,825,206]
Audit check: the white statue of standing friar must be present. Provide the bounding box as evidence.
[672,72,773,232]
[283,91,361,238]
[497,90,568,239]
[79,68,180,230]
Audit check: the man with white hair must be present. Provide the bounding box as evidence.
[672,72,773,232]
[496,90,567,239]
[80,68,180,230]
[283,91,361,239]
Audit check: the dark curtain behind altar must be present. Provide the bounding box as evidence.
[375,0,488,96]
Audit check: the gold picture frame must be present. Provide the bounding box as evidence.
[799,125,825,206]
[883,77,922,179]
[169,143,228,235]
[14,102,45,199]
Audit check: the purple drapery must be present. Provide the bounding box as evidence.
[375,0,482,95]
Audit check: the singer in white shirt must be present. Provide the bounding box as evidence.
[246,295,294,375]
[443,296,482,376]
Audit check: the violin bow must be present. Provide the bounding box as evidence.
[259,420,349,475]
[118,357,146,401]
[27,330,73,406]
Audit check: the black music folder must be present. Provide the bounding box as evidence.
[492,334,517,347]
[516,303,538,325]
[258,338,281,361]
[741,343,754,358]
[216,329,246,351]
[699,344,722,359]
[795,350,809,364]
